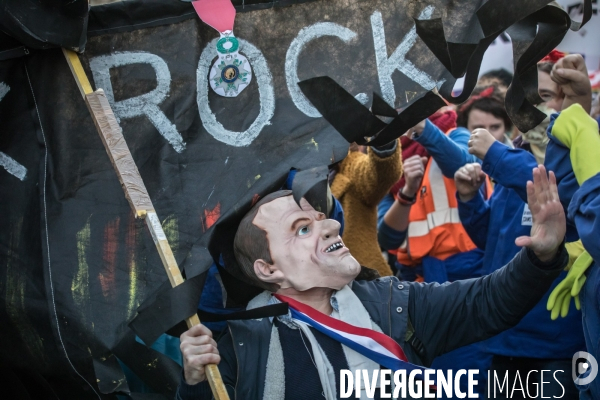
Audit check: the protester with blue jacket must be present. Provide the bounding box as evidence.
[541,54,600,400]
[455,128,585,399]
[377,119,488,398]
[377,119,483,282]
[544,105,600,400]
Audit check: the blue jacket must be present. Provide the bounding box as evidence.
[545,110,600,398]
[458,140,585,358]
[377,120,483,282]
[569,173,600,399]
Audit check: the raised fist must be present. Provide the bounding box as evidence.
[455,163,486,202]
[551,54,592,113]
[468,128,496,160]
[402,155,427,197]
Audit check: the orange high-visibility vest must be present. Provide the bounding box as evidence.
[394,158,493,266]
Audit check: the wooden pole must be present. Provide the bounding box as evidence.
[62,48,230,400]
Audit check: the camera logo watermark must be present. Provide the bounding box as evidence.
[572,351,598,386]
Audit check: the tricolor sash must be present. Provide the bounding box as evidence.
[274,294,429,375]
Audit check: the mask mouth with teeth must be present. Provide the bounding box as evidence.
[250,195,361,292]
[325,241,344,253]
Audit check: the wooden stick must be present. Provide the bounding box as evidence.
[62,49,230,400]
[62,48,93,98]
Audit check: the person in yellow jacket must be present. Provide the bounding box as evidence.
[330,140,402,277]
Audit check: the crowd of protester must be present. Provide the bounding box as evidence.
[132,50,600,400]
[369,51,597,399]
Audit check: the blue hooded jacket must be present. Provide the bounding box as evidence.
[545,110,600,399]
[458,139,585,358]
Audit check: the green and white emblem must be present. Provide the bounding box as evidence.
[209,32,252,97]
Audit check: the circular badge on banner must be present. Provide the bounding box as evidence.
[209,54,252,97]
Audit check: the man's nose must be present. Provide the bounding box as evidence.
[320,218,341,240]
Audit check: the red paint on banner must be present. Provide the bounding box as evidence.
[203,203,221,231]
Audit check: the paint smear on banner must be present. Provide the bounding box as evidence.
[125,216,144,320]
[203,203,221,231]
[162,215,179,255]
[100,217,120,300]
[73,218,91,327]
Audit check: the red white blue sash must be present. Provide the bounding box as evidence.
[274,294,428,375]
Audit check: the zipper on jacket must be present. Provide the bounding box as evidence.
[228,324,240,400]
[387,279,392,336]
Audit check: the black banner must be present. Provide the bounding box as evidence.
[0,0,592,397]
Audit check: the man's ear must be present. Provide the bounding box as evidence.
[254,259,285,284]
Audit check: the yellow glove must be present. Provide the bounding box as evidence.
[565,240,585,271]
[547,250,593,320]
[551,104,600,185]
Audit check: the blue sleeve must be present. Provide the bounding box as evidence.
[176,379,213,400]
[376,193,407,250]
[568,173,600,262]
[544,112,582,242]
[414,120,479,178]
[457,191,491,250]
[378,220,407,250]
[377,193,394,227]
[330,195,345,236]
[285,169,297,190]
[482,141,536,203]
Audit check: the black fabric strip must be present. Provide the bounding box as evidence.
[128,394,171,400]
[201,302,288,322]
[112,331,181,398]
[371,92,398,118]
[0,0,88,50]
[437,34,498,105]
[129,273,206,347]
[92,352,130,394]
[476,0,554,38]
[292,166,330,214]
[414,0,592,132]
[298,76,386,144]
[0,46,29,61]
[414,18,477,79]
[90,333,177,398]
[503,4,571,131]
[568,0,593,31]
[88,0,318,37]
[216,260,264,307]
[299,76,446,147]
[366,91,447,147]
[166,303,289,337]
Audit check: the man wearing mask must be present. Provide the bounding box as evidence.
[178,165,567,400]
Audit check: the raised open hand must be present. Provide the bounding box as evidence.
[515,165,566,262]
